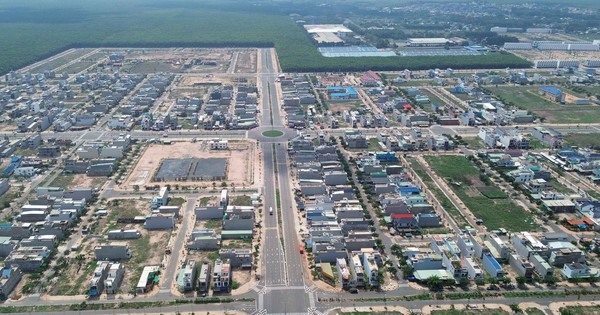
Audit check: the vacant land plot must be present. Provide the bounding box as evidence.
[425,155,536,231]
[126,140,255,187]
[559,306,600,315]
[407,158,468,227]
[525,308,546,315]
[431,310,509,315]
[49,173,106,190]
[328,100,363,113]
[234,50,257,73]
[462,137,486,150]
[564,133,600,149]
[230,195,252,206]
[486,86,600,124]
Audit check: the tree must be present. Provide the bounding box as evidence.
[132,185,140,192]
[401,265,414,278]
[516,276,527,286]
[509,304,522,314]
[458,277,470,288]
[427,275,443,291]
[501,276,512,286]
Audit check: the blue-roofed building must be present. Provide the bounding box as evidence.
[539,86,565,103]
[0,266,22,298]
[328,86,359,101]
[398,186,421,196]
[481,252,506,279]
[375,152,398,162]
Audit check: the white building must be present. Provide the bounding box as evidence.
[209,139,228,150]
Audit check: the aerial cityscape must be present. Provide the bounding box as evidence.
[1,0,600,315]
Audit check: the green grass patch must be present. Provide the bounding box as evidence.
[526,308,546,315]
[169,197,185,206]
[425,155,537,231]
[130,234,151,264]
[559,306,600,315]
[106,199,144,221]
[462,137,486,150]
[368,138,382,151]
[486,86,600,124]
[408,158,468,227]
[48,173,76,188]
[204,219,222,230]
[262,130,284,137]
[564,133,600,149]
[198,196,214,206]
[431,310,509,315]
[230,195,252,206]
[477,186,508,199]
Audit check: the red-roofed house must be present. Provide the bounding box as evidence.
[360,70,382,87]
[391,213,417,229]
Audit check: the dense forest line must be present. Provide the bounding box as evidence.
[0,0,532,74]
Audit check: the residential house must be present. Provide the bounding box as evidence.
[88,261,110,297]
[94,243,132,260]
[0,266,22,298]
[144,213,175,230]
[136,265,161,294]
[481,253,506,279]
[187,230,221,250]
[212,259,231,292]
[561,263,597,279]
[219,248,252,268]
[104,262,125,294]
[177,260,197,292]
[198,263,211,293]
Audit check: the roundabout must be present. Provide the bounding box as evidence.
[261,130,284,137]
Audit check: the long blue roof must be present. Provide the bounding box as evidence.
[540,86,563,95]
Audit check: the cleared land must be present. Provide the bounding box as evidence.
[424,155,536,231]
[49,173,106,190]
[563,133,600,149]
[486,86,600,124]
[126,140,255,187]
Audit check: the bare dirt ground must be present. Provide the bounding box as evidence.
[179,75,234,87]
[124,140,257,188]
[317,74,347,86]
[120,48,234,74]
[234,50,257,73]
[513,49,600,62]
[564,92,591,103]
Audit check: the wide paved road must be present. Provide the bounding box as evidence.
[255,48,318,315]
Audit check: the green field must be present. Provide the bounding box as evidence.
[526,308,546,315]
[425,155,537,231]
[0,0,531,75]
[407,158,468,227]
[564,133,600,149]
[431,309,510,315]
[560,306,600,315]
[486,86,600,124]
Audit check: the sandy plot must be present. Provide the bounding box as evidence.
[179,75,234,87]
[125,140,256,187]
[234,50,257,73]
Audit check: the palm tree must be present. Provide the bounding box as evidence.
[427,275,443,291]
